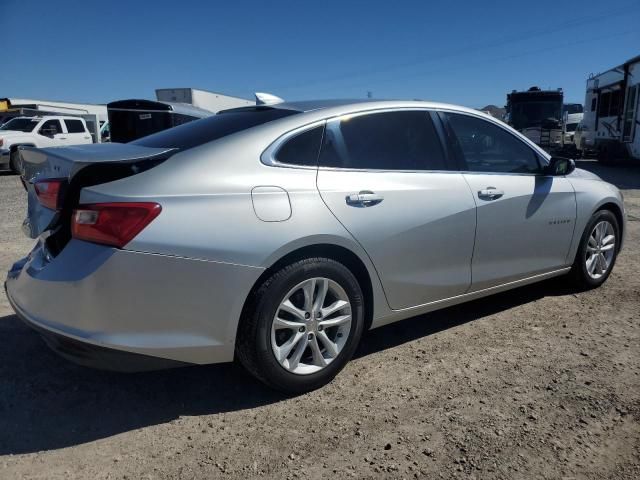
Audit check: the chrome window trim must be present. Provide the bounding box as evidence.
[261,106,551,173]
[261,107,447,171]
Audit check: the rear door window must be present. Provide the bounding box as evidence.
[317,110,447,170]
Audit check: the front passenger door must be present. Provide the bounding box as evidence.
[38,119,66,147]
[441,112,576,291]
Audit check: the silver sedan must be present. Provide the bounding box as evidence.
[5,98,625,392]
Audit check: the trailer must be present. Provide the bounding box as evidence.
[505,87,566,153]
[107,99,213,143]
[580,55,640,162]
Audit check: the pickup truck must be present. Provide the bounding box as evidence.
[0,116,93,173]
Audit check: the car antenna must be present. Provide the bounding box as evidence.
[255,92,285,105]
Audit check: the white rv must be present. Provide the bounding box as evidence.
[580,55,640,162]
[563,106,584,151]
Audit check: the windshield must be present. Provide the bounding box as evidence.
[0,117,39,132]
[132,107,299,150]
[565,123,578,132]
[510,101,562,130]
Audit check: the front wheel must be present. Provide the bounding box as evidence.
[570,210,620,289]
[236,258,365,393]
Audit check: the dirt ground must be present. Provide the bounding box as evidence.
[0,160,638,480]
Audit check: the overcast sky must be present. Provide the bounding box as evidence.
[2,0,639,108]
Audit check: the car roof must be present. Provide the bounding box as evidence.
[269,98,481,116]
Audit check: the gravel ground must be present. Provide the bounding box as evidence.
[0,161,638,479]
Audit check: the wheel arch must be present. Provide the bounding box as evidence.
[595,201,625,248]
[9,143,36,153]
[236,243,376,350]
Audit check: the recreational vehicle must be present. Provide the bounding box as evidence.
[580,55,640,162]
[505,87,565,152]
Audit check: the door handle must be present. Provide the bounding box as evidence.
[345,191,384,207]
[58,137,67,140]
[478,187,504,200]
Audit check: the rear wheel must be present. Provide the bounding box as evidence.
[9,151,20,174]
[570,210,619,289]
[236,257,365,393]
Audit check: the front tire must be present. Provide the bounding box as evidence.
[236,257,365,393]
[570,210,620,289]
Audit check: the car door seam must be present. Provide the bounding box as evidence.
[564,177,580,265]
[314,166,394,310]
[461,173,479,294]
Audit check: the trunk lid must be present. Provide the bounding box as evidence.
[19,143,174,239]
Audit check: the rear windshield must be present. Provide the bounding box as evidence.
[0,118,39,132]
[132,107,299,150]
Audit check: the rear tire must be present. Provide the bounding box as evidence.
[569,210,620,290]
[9,151,20,174]
[236,257,365,394]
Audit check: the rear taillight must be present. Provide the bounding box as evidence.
[71,202,161,248]
[34,179,66,210]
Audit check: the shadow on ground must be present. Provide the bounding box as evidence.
[0,277,574,455]
[575,159,640,190]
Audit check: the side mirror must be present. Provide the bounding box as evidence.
[545,156,575,176]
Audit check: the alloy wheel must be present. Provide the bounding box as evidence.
[270,277,352,375]
[585,220,616,280]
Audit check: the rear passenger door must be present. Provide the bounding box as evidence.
[63,119,93,145]
[441,112,576,291]
[316,109,477,310]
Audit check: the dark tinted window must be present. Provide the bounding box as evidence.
[274,126,324,166]
[609,89,623,116]
[445,113,540,174]
[318,111,446,170]
[133,107,299,150]
[64,119,86,133]
[39,119,63,135]
[598,92,611,117]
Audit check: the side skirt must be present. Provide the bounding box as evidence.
[370,267,571,329]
